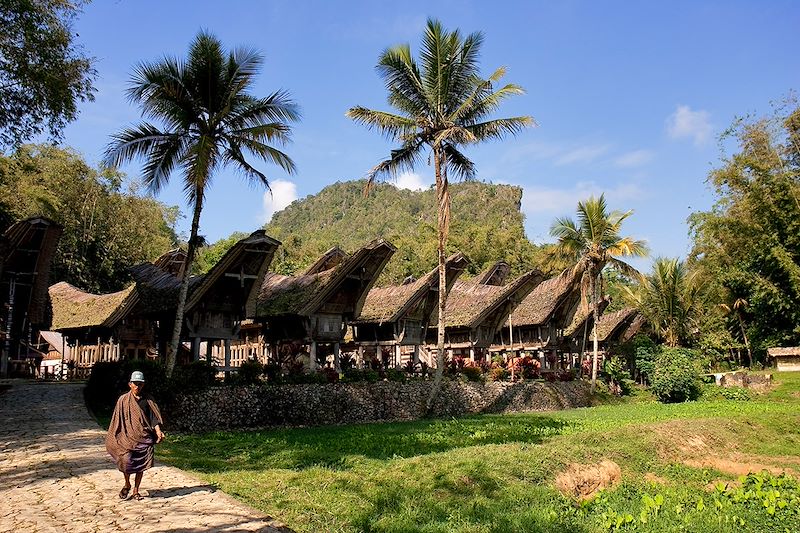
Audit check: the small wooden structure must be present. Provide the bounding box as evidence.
[767,347,800,371]
[351,252,469,367]
[430,262,545,362]
[257,239,396,370]
[0,217,62,376]
[559,297,610,355]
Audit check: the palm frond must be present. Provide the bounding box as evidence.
[345,107,417,140]
[608,257,645,282]
[229,135,297,175]
[365,141,426,186]
[441,144,476,180]
[465,116,534,141]
[224,140,270,188]
[377,44,429,118]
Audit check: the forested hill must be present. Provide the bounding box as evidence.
[262,180,546,284]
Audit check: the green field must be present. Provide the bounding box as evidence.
[158,373,800,532]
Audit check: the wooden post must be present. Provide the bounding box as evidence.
[357,345,364,369]
[309,341,317,371]
[224,339,231,378]
[333,342,341,372]
[469,346,475,362]
[192,337,200,361]
[395,344,402,369]
[413,345,420,366]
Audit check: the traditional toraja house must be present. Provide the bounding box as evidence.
[429,262,545,362]
[0,217,62,377]
[492,267,583,362]
[593,307,644,351]
[350,252,470,367]
[257,239,396,370]
[47,281,144,377]
[130,230,280,369]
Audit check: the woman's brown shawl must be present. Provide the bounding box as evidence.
[105,391,163,470]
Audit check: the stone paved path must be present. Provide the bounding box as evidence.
[0,381,292,533]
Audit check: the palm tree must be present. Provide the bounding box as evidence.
[347,19,533,410]
[105,31,299,377]
[625,258,699,348]
[550,194,647,392]
[719,297,752,367]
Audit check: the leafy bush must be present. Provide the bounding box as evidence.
[650,347,702,403]
[489,366,509,382]
[342,368,380,383]
[170,360,218,394]
[385,368,407,382]
[461,365,483,382]
[224,360,263,385]
[602,358,631,395]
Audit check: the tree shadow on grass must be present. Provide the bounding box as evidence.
[161,414,575,473]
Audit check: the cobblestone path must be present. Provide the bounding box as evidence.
[0,381,291,533]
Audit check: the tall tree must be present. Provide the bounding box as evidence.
[0,0,96,148]
[347,19,533,410]
[688,100,800,362]
[0,144,177,291]
[105,31,299,377]
[550,194,647,391]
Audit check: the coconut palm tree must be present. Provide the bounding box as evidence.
[347,18,533,410]
[550,194,647,391]
[105,31,299,377]
[625,258,700,348]
[719,297,752,366]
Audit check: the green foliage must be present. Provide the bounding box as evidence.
[650,347,702,403]
[689,100,800,363]
[602,358,632,396]
[0,0,96,147]
[0,145,178,291]
[193,232,249,274]
[224,360,264,386]
[264,180,548,282]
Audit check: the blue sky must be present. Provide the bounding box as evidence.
[62,0,799,269]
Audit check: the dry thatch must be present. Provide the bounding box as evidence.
[563,297,610,337]
[303,246,347,275]
[445,269,545,329]
[767,347,800,357]
[508,268,581,327]
[153,248,187,276]
[593,307,640,342]
[258,239,396,317]
[355,252,469,324]
[48,282,137,331]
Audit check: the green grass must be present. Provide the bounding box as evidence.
[157,372,800,532]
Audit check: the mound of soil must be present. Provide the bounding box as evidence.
[554,459,621,500]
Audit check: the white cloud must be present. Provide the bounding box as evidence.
[553,144,611,166]
[614,149,654,168]
[521,181,644,216]
[666,105,712,146]
[260,179,298,223]
[393,171,428,191]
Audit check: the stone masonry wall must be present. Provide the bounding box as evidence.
[167,380,592,433]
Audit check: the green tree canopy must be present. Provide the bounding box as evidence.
[689,100,800,362]
[0,0,96,148]
[0,144,178,292]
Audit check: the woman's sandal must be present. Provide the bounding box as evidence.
[131,492,143,501]
[119,486,130,499]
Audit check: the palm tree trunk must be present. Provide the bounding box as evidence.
[590,273,599,393]
[426,147,448,414]
[166,193,203,378]
[738,315,752,367]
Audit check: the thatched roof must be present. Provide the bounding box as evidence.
[508,268,582,327]
[473,261,510,286]
[766,347,800,358]
[258,239,396,318]
[355,252,469,324]
[563,297,610,337]
[1,217,62,326]
[153,248,187,276]
[131,230,280,316]
[304,246,347,275]
[48,282,137,331]
[445,270,545,329]
[593,307,640,342]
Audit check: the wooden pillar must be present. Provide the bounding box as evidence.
[357,345,364,368]
[412,345,420,366]
[192,337,200,361]
[333,342,341,372]
[469,346,475,362]
[224,339,232,378]
[309,341,317,371]
[395,344,402,368]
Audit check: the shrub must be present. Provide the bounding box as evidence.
[489,366,509,382]
[557,369,576,382]
[650,347,702,403]
[602,358,631,395]
[461,365,484,382]
[342,368,380,383]
[170,360,218,394]
[225,360,263,385]
[263,363,283,384]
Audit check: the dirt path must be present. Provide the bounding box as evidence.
[0,380,291,533]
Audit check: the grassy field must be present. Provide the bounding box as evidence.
[158,373,800,532]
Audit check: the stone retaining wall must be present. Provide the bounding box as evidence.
[167,380,592,433]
